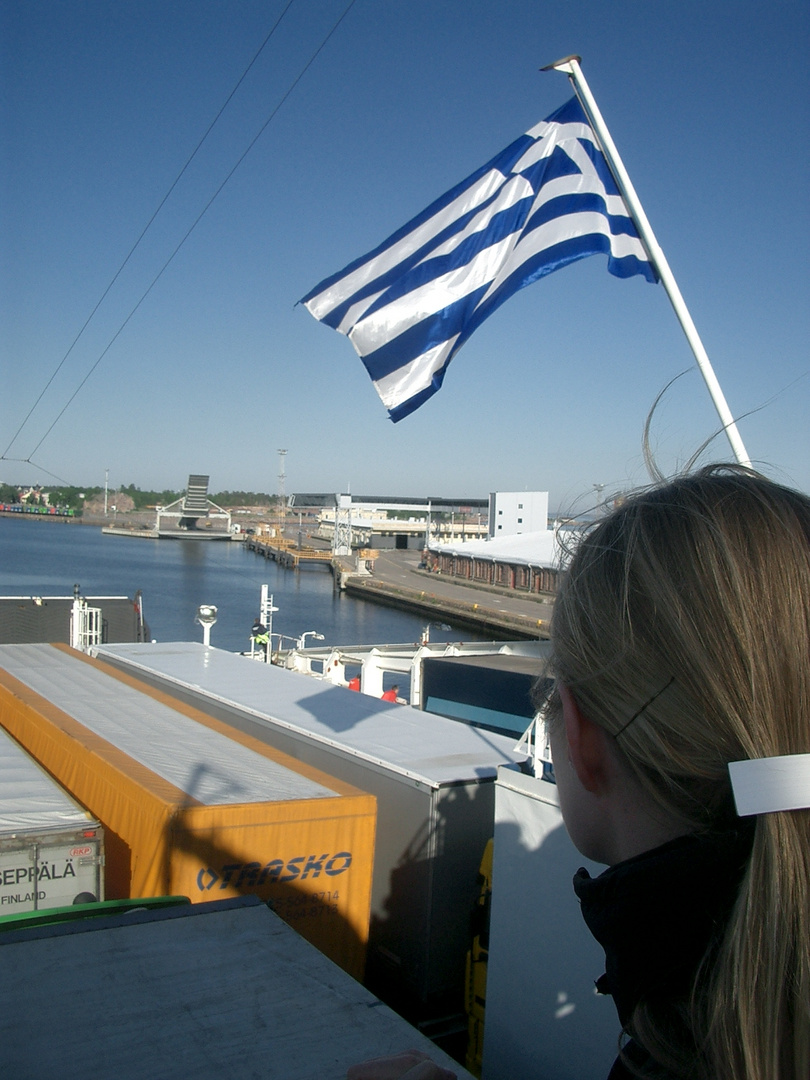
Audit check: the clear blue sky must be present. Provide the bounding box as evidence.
[2,0,808,509]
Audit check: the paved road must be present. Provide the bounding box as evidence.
[371,549,555,626]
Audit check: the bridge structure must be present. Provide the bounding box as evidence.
[154,475,231,538]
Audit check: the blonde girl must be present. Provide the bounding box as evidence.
[349,465,810,1080]
[545,464,809,1079]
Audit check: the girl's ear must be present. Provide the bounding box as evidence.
[558,682,612,795]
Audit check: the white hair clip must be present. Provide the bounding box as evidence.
[728,754,810,816]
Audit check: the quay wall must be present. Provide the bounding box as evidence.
[241,540,554,640]
[342,576,550,640]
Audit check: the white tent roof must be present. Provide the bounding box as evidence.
[429,528,562,568]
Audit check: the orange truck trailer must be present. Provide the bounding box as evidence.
[0,643,375,981]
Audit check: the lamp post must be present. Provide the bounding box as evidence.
[297,631,325,650]
[258,584,279,661]
[195,604,218,647]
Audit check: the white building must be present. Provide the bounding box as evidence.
[488,491,548,538]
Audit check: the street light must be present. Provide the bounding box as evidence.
[196,604,218,647]
[421,622,451,645]
[297,631,325,649]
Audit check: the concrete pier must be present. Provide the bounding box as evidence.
[343,551,552,640]
[342,575,550,639]
[244,538,552,640]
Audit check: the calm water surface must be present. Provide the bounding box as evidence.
[0,518,472,653]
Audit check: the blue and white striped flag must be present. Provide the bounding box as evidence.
[301,96,657,422]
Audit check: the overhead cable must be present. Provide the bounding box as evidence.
[4,0,356,466]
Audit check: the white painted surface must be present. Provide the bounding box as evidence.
[94,641,527,787]
[482,765,619,1080]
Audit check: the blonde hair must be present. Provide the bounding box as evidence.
[550,465,810,1080]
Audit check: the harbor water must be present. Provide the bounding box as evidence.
[0,518,477,654]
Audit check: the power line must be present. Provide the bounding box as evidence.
[4,0,355,466]
[16,458,71,486]
[4,2,295,461]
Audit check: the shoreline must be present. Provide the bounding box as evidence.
[1,513,555,642]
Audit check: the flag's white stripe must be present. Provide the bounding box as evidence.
[352,197,642,360]
[481,209,648,307]
[303,166,510,320]
[336,287,386,336]
[419,173,533,263]
[524,118,554,140]
[372,336,459,410]
[513,120,596,171]
[556,139,629,217]
[339,174,532,335]
[512,209,647,264]
[523,119,595,142]
[514,165,628,224]
[349,231,517,357]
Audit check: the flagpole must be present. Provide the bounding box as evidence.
[542,55,751,467]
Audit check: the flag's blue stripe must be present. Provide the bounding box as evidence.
[315,183,520,331]
[302,94,658,422]
[384,372,448,423]
[362,188,642,326]
[456,234,657,352]
[362,285,491,383]
[522,189,646,239]
[359,196,535,319]
[298,130,538,308]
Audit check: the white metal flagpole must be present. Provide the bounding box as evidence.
[542,55,751,467]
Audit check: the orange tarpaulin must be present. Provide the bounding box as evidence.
[0,645,376,981]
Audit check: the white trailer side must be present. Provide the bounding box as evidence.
[0,726,103,914]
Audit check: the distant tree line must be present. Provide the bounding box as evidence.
[118,484,181,510]
[38,486,100,511]
[1,482,280,513]
[116,485,278,509]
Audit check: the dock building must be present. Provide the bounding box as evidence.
[291,493,489,550]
